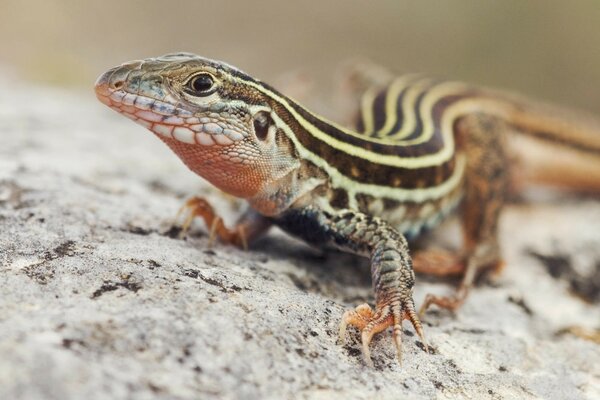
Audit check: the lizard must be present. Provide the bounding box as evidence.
[94,53,600,367]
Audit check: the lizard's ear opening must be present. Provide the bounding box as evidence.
[253,111,273,141]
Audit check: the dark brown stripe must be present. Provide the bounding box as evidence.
[397,90,426,140]
[371,88,388,132]
[271,100,459,188]
[279,97,444,157]
[354,87,388,135]
[370,85,412,137]
[250,78,488,188]
[355,113,365,133]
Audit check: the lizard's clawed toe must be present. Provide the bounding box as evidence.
[339,299,428,367]
[173,196,248,249]
[419,292,466,317]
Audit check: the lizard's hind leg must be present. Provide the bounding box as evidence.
[419,114,511,314]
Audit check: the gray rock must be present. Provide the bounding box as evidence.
[1,80,599,400]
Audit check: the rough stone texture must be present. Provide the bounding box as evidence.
[1,79,599,400]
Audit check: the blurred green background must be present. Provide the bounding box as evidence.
[2,0,600,113]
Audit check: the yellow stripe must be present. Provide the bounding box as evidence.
[396,82,466,145]
[360,86,378,134]
[392,82,489,145]
[242,77,403,145]
[244,77,509,168]
[375,75,422,136]
[384,77,433,139]
[264,108,468,202]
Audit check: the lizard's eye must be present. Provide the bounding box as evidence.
[187,73,216,96]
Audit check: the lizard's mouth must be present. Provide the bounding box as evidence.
[94,69,246,147]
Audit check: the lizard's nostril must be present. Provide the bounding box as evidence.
[112,80,124,90]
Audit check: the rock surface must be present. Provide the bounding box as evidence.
[1,79,599,400]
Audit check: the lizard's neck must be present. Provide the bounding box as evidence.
[247,160,327,217]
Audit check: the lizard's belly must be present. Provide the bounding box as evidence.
[355,183,464,240]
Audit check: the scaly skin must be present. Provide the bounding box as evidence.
[275,206,426,366]
[95,53,600,367]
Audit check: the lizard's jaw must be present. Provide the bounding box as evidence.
[94,69,247,147]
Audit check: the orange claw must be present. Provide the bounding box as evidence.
[339,301,428,367]
[175,197,248,250]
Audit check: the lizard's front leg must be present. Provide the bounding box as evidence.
[276,206,428,367]
[177,197,272,250]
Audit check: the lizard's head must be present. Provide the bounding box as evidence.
[95,53,301,205]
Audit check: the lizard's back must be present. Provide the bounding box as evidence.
[310,75,600,238]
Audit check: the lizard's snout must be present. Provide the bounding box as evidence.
[94,60,143,99]
[94,69,113,98]
[94,66,125,106]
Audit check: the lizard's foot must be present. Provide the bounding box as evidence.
[175,197,247,249]
[418,259,504,316]
[412,250,469,316]
[339,298,428,367]
[419,288,468,316]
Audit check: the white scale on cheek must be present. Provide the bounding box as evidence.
[122,93,137,106]
[151,102,176,116]
[110,91,126,102]
[187,122,245,145]
[195,132,215,146]
[134,96,153,110]
[163,115,185,125]
[173,127,196,144]
[213,134,234,145]
[223,128,245,141]
[177,109,194,117]
[153,124,174,138]
[136,110,163,122]
[203,123,223,135]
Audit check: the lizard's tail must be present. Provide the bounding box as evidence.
[502,94,600,193]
